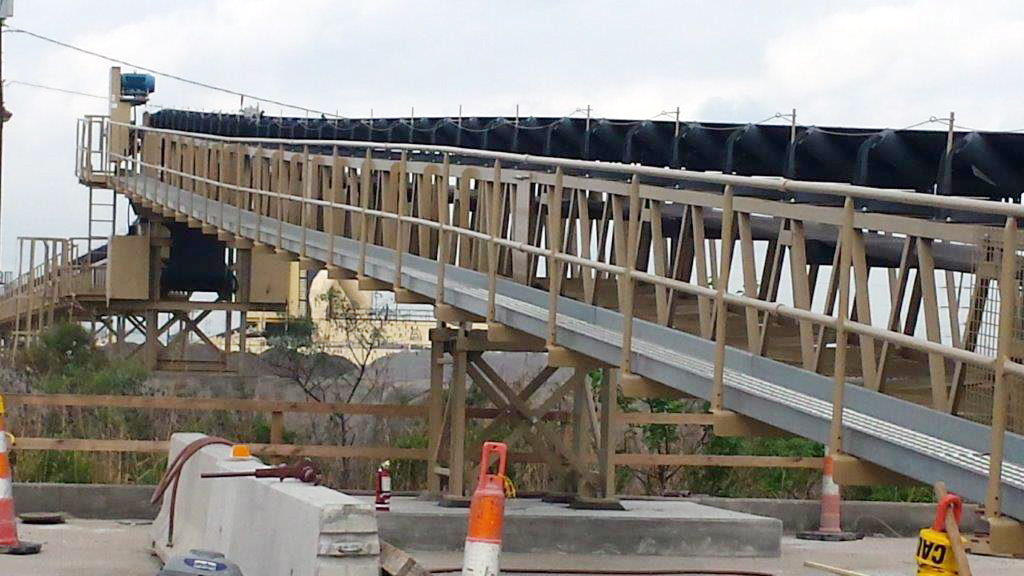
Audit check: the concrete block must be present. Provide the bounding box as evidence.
[152,433,379,576]
[13,483,157,520]
[375,497,781,557]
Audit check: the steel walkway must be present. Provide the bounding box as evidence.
[116,169,1024,521]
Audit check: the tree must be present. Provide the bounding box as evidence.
[261,286,392,483]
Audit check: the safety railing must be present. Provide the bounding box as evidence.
[0,237,106,343]
[95,117,1024,516]
[75,115,111,184]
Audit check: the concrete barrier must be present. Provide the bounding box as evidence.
[152,433,379,576]
[13,482,157,519]
[12,480,978,541]
[690,496,982,537]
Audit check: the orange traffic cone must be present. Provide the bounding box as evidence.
[0,395,41,555]
[797,454,862,542]
[462,442,507,576]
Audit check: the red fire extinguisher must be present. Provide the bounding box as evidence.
[375,460,392,512]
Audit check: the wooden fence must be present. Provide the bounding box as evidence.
[3,393,823,470]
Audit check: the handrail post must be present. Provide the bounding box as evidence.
[219,141,227,229]
[829,197,855,453]
[546,168,563,346]
[328,145,340,262]
[987,216,1017,518]
[394,151,408,290]
[174,135,182,212]
[358,149,372,279]
[435,154,451,304]
[276,145,285,250]
[711,184,735,411]
[486,160,502,323]
[254,145,264,243]
[189,136,197,219]
[300,145,311,260]
[235,143,244,238]
[159,134,167,207]
[621,174,641,373]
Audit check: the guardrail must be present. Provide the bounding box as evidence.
[0,237,107,349]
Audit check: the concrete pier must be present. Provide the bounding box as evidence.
[374,496,782,557]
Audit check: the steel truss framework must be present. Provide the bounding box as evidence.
[2,116,1024,552]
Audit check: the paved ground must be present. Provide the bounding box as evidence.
[0,519,158,576]
[412,538,1024,575]
[0,519,1021,575]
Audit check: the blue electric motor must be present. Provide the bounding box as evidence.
[120,72,156,104]
[158,550,243,575]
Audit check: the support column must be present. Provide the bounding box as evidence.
[427,334,444,496]
[598,367,617,500]
[571,368,594,498]
[236,247,252,372]
[447,329,468,501]
[143,309,159,371]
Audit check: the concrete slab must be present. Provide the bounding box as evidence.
[409,536,1024,576]
[0,519,158,576]
[373,496,782,557]
[3,521,1021,576]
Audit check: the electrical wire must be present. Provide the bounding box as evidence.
[7,27,1006,137]
[3,79,106,100]
[2,26,347,119]
[3,79,169,112]
[810,117,943,137]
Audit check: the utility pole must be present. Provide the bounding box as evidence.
[0,0,13,272]
[0,10,6,272]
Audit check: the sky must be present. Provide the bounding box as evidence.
[3,0,1024,272]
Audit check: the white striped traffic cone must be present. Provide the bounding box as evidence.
[462,442,507,576]
[0,395,41,555]
[797,454,862,541]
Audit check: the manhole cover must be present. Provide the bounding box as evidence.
[19,512,66,525]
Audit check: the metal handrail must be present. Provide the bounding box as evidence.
[110,119,1024,219]
[100,144,1024,381]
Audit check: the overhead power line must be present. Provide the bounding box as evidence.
[2,26,345,119]
[4,79,105,100]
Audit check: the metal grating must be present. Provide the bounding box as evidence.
[960,236,1024,433]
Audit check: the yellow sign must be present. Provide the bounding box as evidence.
[916,527,961,575]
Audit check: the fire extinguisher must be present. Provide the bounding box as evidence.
[375,460,392,512]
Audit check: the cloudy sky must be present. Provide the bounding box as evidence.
[2,0,1024,272]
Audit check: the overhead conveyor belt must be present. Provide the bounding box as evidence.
[149,109,1024,213]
